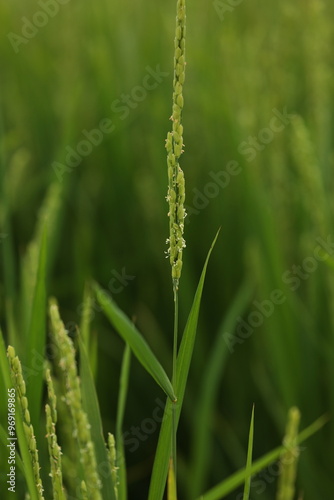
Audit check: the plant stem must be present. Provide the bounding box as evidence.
[171,280,179,496]
[172,280,179,388]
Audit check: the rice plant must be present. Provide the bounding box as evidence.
[0,0,333,499]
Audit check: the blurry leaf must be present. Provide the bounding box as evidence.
[21,182,62,334]
[116,343,131,500]
[80,282,93,349]
[26,226,47,428]
[80,282,98,377]
[243,405,255,500]
[198,413,329,500]
[0,328,12,390]
[94,282,176,401]
[79,335,116,500]
[0,111,17,346]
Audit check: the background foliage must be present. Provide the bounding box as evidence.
[0,0,333,498]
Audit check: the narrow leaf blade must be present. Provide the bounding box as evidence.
[243,405,255,500]
[148,230,220,500]
[94,283,176,401]
[199,414,329,500]
[79,335,116,500]
[26,226,48,427]
[116,343,131,500]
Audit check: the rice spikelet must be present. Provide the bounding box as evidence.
[166,0,187,288]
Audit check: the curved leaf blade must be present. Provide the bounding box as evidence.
[243,405,255,500]
[148,230,220,500]
[94,283,176,402]
[116,343,131,500]
[79,335,116,500]
[26,226,48,428]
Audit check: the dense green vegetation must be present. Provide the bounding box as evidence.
[0,0,333,498]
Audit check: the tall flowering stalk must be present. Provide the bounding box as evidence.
[166,0,186,289]
[7,346,45,500]
[45,368,66,500]
[49,299,102,500]
[165,0,186,496]
[276,407,301,500]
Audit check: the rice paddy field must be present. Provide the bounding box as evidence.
[1,0,334,499]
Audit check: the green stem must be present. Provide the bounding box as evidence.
[172,280,179,385]
[172,280,179,496]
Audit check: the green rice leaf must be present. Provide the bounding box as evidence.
[26,226,47,428]
[198,413,329,500]
[148,229,220,500]
[79,335,116,500]
[0,328,12,390]
[0,111,17,347]
[80,282,94,349]
[243,405,255,500]
[94,282,176,401]
[116,343,131,500]
[80,282,98,377]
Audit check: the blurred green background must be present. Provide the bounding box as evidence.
[1,0,334,498]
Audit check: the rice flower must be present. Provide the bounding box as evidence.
[108,433,119,499]
[7,346,45,500]
[276,406,301,500]
[49,299,102,500]
[166,0,187,288]
[45,368,65,500]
